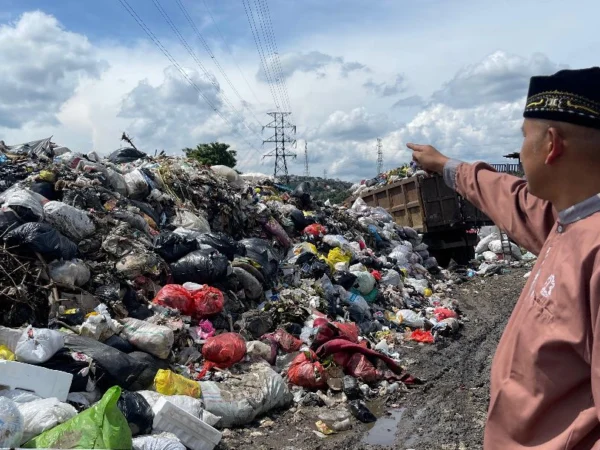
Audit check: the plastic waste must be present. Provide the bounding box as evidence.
[0,397,23,448]
[380,269,402,287]
[0,344,15,360]
[133,435,186,450]
[405,277,429,295]
[303,223,327,238]
[397,309,425,328]
[106,168,129,195]
[117,390,154,436]
[154,369,202,397]
[192,285,225,318]
[349,400,377,423]
[4,222,78,261]
[153,284,196,316]
[352,271,376,295]
[0,389,41,404]
[483,251,499,262]
[0,188,45,222]
[233,267,263,300]
[15,327,64,364]
[196,232,246,260]
[410,329,435,343]
[170,209,210,233]
[343,375,360,400]
[200,361,291,428]
[152,397,222,450]
[17,398,77,444]
[324,247,352,270]
[120,318,174,359]
[198,333,246,377]
[80,304,121,342]
[43,201,95,242]
[262,328,303,353]
[155,232,199,262]
[170,248,230,285]
[48,259,90,286]
[211,165,243,187]
[23,386,132,449]
[108,147,147,164]
[287,350,328,389]
[263,217,292,248]
[124,169,151,200]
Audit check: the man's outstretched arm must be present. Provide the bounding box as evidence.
[408,144,557,255]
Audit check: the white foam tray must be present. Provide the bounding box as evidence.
[0,360,72,402]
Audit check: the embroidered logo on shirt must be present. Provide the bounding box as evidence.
[540,275,556,298]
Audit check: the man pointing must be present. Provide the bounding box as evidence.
[408,68,600,449]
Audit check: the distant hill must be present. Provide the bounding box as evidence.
[286,175,353,205]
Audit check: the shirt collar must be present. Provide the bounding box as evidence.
[558,194,600,224]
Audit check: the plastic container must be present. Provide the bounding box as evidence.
[152,397,221,450]
[0,360,72,402]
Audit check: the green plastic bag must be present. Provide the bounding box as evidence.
[24,386,132,449]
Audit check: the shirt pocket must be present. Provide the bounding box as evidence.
[531,293,554,324]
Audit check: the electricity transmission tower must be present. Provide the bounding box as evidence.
[304,141,309,177]
[262,112,296,183]
[323,168,328,179]
[376,138,383,175]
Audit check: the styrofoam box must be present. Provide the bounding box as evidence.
[153,397,222,450]
[0,360,72,402]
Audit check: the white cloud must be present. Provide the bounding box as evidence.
[431,51,567,108]
[363,74,406,97]
[0,11,106,129]
[311,107,396,141]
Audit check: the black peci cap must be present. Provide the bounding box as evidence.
[523,67,600,129]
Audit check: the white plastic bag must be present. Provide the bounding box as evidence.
[48,259,90,286]
[0,389,41,404]
[0,326,23,352]
[380,269,402,287]
[352,271,376,295]
[475,233,499,254]
[17,397,77,444]
[211,165,243,188]
[0,188,45,221]
[398,309,425,328]
[15,327,64,364]
[124,169,150,199]
[170,209,210,233]
[200,361,292,428]
[405,278,429,295]
[0,397,23,448]
[106,168,129,196]
[488,240,503,254]
[351,197,370,214]
[133,435,186,450]
[43,201,95,242]
[120,318,174,359]
[483,251,499,262]
[80,305,122,342]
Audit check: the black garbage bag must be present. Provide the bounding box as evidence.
[240,238,280,283]
[104,334,134,353]
[130,200,161,227]
[108,147,147,164]
[30,181,57,200]
[357,255,384,270]
[117,390,154,436]
[39,349,92,393]
[122,286,153,320]
[196,232,246,261]
[306,259,330,279]
[333,271,358,290]
[63,334,146,390]
[4,222,78,261]
[292,182,312,205]
[289,208,315,230]
[349,400,377,423]
[128,351,170,390]
[0,208,22,235]
[155,232,198,262]
[170,248,230,284]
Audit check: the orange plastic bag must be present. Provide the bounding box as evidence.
[410,329,434,344]
[198,332,246,378]
[287,350,328,389]
[192,286,225,318]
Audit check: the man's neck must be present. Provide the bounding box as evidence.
[552,174,600,212]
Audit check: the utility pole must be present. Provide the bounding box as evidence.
[376,138,383,175]
[323,168,328,179]
[304,141,309,177]
[262,112,296,184]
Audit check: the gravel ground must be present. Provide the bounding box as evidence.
[218,268,527,450]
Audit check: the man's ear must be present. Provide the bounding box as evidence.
[545,127,565,165]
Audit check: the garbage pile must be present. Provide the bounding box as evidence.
[471,227,537,277]
[0,139,463,448]
[349,161,425,198]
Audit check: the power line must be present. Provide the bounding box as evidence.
[174,0,264,129]
[151,0,264,148]
[201,0,263,106]
[252,0,288,111]
[116,0,260,166]
[242,0,281,111]
[257,0,292,112]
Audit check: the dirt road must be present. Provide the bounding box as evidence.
[219,268,527,450]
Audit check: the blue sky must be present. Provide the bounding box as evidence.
[1,0,599,180]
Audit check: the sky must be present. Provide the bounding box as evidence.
[0,0,599,181]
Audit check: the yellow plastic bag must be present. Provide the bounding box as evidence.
[39,170,56,182]
[0,345,15,361]
[323,247,352,270]
[292,242,317,256]
[154,369,201,398]
[424,288,433,297]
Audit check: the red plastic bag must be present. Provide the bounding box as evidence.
[434,307,457,321]
[192,286,225,318]
[263,328,303,353]
[312,319,359,348]
[303,224,327,238]
[335,322,359,343]
[153,285,194,316]
[371,270,382,281]
[287,350,328,389]
[345,353,380,383]
[410,329,435,344]
[198,332,246,378]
